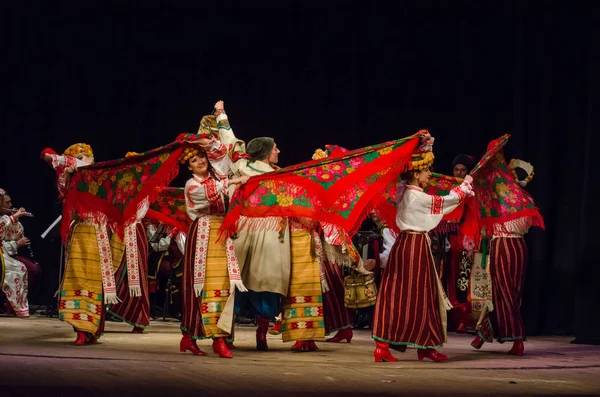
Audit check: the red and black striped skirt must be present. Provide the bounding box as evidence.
[479,237,528,342]
[322,260,353,335]
[372,233,445,349]
[107,223,150,328]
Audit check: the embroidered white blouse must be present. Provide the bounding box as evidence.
[396,182,473,233]
[184,175,229,221]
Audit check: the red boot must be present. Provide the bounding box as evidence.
[291,340,306,351]
[268,320,282,335]
[471,335,484,350]
[256,316,270,351]
[417,348,449,362]
[131,327,145,334]
[74,331,87,346]
[212,337,233,358]
[179,333,207,356]
[326,328,353,343]
[374,341,399,362]
[306,340,319,351]
[507,340,524,356]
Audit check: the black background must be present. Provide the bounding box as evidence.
[1,2,598,343]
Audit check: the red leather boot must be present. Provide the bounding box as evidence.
[507,340,524,356]
[326,327,353,343]
[471,335,484,350]
[374,341,399,362]
[179,333,207,356]
[256,316,270,351]
[212,337,233,358]
[291,340,307,351]
[74,331,87,346]
[417,348,449,362]
[306,340,319,351]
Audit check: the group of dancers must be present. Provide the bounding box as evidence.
[0,99,543,362]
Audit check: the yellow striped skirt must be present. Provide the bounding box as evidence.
[59,223,104,335]
[200,216,233,338]
[281,228,325,342]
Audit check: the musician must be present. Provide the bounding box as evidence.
[0,188,35,317]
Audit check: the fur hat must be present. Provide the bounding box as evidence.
[452,154,476,172]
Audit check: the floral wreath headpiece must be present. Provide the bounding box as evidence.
[179,146,203,164]
[409,130,435,171]
[63,143,94,159]
[508,159,535,187]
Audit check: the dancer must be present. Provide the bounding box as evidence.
[42,143,117,345]
[214,100,291,351]
[372,131,474,362]
[179,140,248,358]
[448,154,477,333]
[470,157,542,356]
[106,200,151,333]
[106,152,152,333]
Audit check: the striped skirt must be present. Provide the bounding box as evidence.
[322,259,353,335]
[59,223,105,336]
[106,223,150,328]
[373,233,445,349]
[281,228,325,342]
[477,237,528,342]
[181,216,233,340]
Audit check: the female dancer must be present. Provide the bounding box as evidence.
[372,132,474,362]
[179,144,248,358]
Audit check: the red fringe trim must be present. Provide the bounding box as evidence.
[479,207,545,235]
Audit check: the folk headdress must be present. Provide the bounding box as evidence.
[198,114,218,136]
[312,144,350,160]
[179,146,202,164]
[63,143,94,159]
[409,130,435,171]
[508,158,535,187]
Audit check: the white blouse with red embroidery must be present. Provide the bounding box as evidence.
[184,175,229,221]
[395,182,473,233]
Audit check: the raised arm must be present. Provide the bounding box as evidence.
[213,100,247,162]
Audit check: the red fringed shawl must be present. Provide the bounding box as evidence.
[470,134,545,235]
[60,140,187,241]
[220,135,421,238]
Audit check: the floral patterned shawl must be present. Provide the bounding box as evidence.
[220,134,421,238]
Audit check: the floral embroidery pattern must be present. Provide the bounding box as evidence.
[222,135,421,238]
[193,216,210,297]
[124,223,141,297]
[471,135,544,234]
